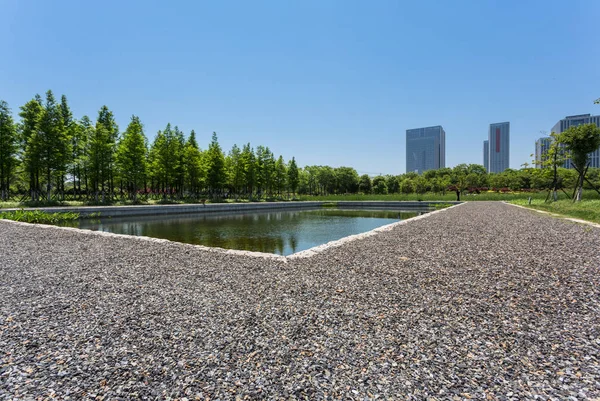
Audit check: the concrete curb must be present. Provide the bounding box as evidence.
[505,202,600,229]
[0,202,464,260]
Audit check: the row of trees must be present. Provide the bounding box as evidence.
[1,91,599,203]
[295,164,600,197]
[0,91,301,202]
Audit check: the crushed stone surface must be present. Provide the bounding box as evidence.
[1,202,599,400]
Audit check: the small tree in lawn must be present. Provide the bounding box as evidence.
[559,124,600,201]
[541,132,570,202]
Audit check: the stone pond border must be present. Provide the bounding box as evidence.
[0,201,465,261]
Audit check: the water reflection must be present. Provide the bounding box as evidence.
[76,208,421,256]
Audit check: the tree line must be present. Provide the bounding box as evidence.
[1,91,599,203]
[0,91,300,203]
[295,164,600,198]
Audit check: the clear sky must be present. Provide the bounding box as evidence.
[1,0,599,175]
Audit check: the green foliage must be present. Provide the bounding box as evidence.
[372,176,387,195]
[116,116,148,200]
[0,100,18,201]
[206,132,226,196]
[560,124,600,201]
[0,209,80,224]
[287,157,299,195]
[358,174,372,194]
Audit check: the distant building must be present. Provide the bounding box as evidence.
[535,137,553,168]
[488,122,510,173]
[406,126,446,174]
[551,114,600,169]
[483,140,489,171]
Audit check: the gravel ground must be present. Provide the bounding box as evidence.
[1,202,599,400]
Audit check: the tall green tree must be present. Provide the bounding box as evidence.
[18,96,45,200]
[287,157,299,197]
[274,155,287,196]
[0,101,18,201]
[115,116,148,201]
[96,106,119,198]
[560,123,600,201]
[78,116,95,197]
[226,144,243,198]
[240,143,256,197]
[88,119,111,202]
[183,130,205,196]
[173,126,186,196]
[38,90,68,201]
[206,132,226,196]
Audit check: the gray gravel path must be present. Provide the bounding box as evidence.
[1,202,599,400]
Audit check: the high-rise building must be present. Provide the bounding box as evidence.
[406,126,446,174]
[488,122,510,173]
[483,140,489,171]
[550,114,600,168]
[535,137,553,168]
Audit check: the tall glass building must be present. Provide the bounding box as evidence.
[406,126,446,174]
[483,140,489,171]
[488,122,510,173]
[550,114,600,168]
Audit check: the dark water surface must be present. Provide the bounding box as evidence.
[76,208,421,256]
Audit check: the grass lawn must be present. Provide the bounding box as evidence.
[510,198,600,224]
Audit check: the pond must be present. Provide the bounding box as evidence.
[76,208,424,256]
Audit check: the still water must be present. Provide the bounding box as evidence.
[77,208,421,256]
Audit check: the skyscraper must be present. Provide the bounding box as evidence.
[483,140,489,171]
[406,126,446,174]
[551,114,600,168]
[488,122,510,173]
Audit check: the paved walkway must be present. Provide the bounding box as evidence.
[1,202,599,400]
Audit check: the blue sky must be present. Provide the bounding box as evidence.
[1,0,599,175]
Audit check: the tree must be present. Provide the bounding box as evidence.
[0,101,18,201]
[38,90,68,201]
[88,120,111,202]
[287,157,299,197]
[18,97,45,201]
[358,174,372,194]
[58,95,76,199]
[206,132,226,197]
[240,143,256,197]
[70,117,88,198]
[274,155,287,197]
[183,130,205,196]
[451,165,468,201]
[538,132,570,201]
[115,116,147,201]
[96,106,119,198]
[560,124,600,201]
[385,175,399,194]
[372,176,387,195]
[335,167,359,194]
[414,176,428,196]
[399,179,414,194]
[226,144,243,199]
